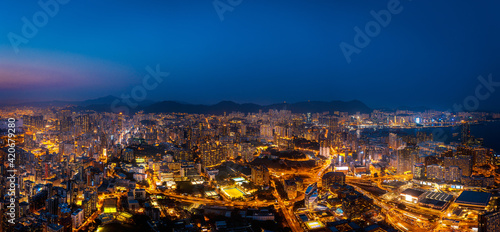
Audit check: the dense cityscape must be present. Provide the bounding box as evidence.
[1,104,500,231]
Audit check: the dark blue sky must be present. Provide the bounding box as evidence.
[1,0,500,111]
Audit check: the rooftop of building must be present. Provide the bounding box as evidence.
[423,191,453,202]
[323,172,345,178]
[400,188,425,197]
[455,191,491,206]
[305,183,318,195]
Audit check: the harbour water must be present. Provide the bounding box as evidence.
[395,120,500,153]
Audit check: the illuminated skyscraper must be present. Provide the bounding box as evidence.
[200,142,224,168]
[461,122,471,145]
[397,146,418,174]
[319,139,331,158]
[75,114,91,133]
[22,115,44,130]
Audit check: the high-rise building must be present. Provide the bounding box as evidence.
[260,124,273,140]
[402,132,432,146]
[304,183,318,210]
[251,166,270,186]
[471,147,492,166]
[117,113,123,131]
[239,143,256,162]
[413,163,425,180]
[122,148,134,162]
[58,204,72,232]
[397,146,418,174]
[462,175,494,187]
[444,156,472,177]
[200,142,224,168]
[479,211,500,232]
[58,116,73,132]
[426,165,462,182]
[25,132,36,148]
[426,165,444,180]
[388,133,404,150]
[461,122,471,145]
[444,166,462,182]
[74,114,91,134]
[71,209,84,230]
[283,180,297,199]
[46,196,59,215]
[322,172,345,187]
[23,115,44,130]
[319,139,331,158]
[83,187,98,213]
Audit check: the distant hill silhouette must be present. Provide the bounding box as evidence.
[12,96,372,115]
[262,100,371,114]
[143,99,371,114]
[15,95,154,110]
[14,95,122,107]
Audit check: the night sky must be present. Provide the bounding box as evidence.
[1,0,500,111]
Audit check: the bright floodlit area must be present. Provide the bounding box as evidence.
[222,187,245,199]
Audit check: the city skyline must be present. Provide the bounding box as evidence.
[5,94,500,114]
[2,105,500,232]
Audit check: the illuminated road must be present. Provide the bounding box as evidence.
[348,183,431,231]
[347,174,481,232]
[270,179,302,232]
[146,189,273,208]
[268,156,331,232]
[74,192,126,232]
